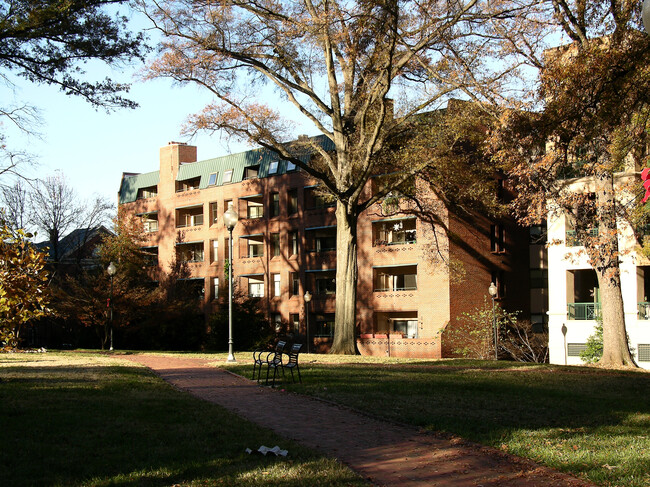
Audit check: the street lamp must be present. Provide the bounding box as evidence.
[224,202,239,363]
[107,261,117,351]
[488,281,498,360]
[304,291,312,353]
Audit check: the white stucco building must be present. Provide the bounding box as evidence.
[546,172,650,369]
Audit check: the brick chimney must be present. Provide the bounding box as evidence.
[159,142,197,196]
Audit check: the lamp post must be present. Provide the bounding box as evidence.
[304,291,312,353]
[224,202,239,363]
[107,262,117,351]
[488,282,498,360]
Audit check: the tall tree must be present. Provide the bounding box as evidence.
[491,0,649,367]
[0,179,28,230]
[29,172,113,264]
[0,0,147,179]
[140,0,525,353]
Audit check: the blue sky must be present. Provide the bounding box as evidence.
[1,6,310,207]
[3,66,254,204]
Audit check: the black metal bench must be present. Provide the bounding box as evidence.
[252,340,286,382]
[263,343,303,388]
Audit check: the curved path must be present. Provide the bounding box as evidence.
[119,354,593,487]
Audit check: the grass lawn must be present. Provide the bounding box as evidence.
[0,352,367,487]
[223,354,650,487]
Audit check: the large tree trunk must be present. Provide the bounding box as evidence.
[330,202,359,354]
[592,173,637,368]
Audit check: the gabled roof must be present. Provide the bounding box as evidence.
[35,226,114,261]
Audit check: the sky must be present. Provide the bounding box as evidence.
[3,65,254,204]
[1,7,307,208]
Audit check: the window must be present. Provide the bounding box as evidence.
[176,242,204,263]
[374,265,417,291]
[244,235,264,257]
[208,172,218,186]
[315,314,335,337]
[307,227,336,253]
[491,224,505,253]
[142,213,158,233]
[491,271,505,298]
[290,272,300,296]
[224,236,229,260]
[530,269,548,289]
[316,275,336,295]
[288,189,298,215]
[176,206,204,228]
[248,277,264,297]
[176,176,201,192]
[212,277,219,300]
[268,160,279,174]
[244,165,259,179]
[211,239,218,263]
[286,161,297,171]
[393,320,418,339]
[290,313,300,333]
[529,224,547,244]
[272,273,281,297]
[137,185,157,199]
[247,199,264,219]
[271,313,282,331]
[270,192,280,217]
[289,231,298,256]
[142,247,158,267]
[373,219,416,246]
[223,169,233,184]
[305,187,335,209]
[210,202,219,225]
[223,200,233,224]
[271,233,280,257]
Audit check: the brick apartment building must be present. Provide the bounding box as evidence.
[118,141,533,358]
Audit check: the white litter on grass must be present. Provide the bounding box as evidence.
[245,445,288,457]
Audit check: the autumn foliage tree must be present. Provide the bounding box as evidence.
[139,0,527,353]
[491,0,649,367]
[0,215,50,349]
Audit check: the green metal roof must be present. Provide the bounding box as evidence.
[119,171,159,204]
[119,135,334,204]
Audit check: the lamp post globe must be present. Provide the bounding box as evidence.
[224,202,238,362]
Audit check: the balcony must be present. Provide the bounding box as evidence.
[567,302,601,320]
[176,242,204,263]
[373,218,416,247]
[565,228,598,247]
[374,265,418,292]
[306,226,336,253]
[176,205,204,228]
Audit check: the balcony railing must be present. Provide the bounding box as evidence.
[567,302,601,320]
[565,228,598,247]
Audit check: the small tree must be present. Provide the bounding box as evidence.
[580,321,604,364]
[0,216,50,349]
[443,297,547,363]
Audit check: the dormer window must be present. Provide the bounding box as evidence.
[223,169,233,184]
[207,172,218,186]
[244,165,259,179]
[286,161,297,171]
[268,161,279,174]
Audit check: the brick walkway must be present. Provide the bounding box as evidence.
[119,354,593,487]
